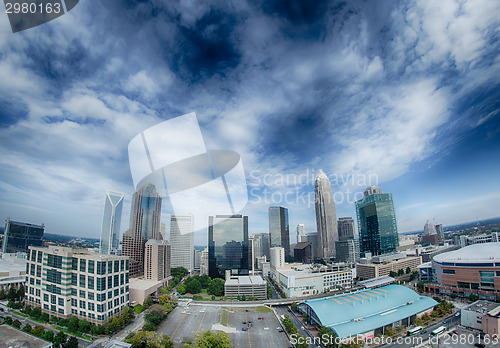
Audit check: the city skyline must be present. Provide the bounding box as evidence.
[0,1,499,245]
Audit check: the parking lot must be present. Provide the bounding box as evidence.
[156,304,221,345]
[156,305,292,347]
[227,307,291,348]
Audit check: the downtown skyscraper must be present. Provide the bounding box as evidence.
[268,206,290,262]
[314,169,338,259]
[169,214,195,272]
[122,183,162,277]
[99,190,124,255]
[355,186,399,256]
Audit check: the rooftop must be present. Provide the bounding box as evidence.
[463,300,500,314]
[300,284,438,338]
[129,278,163,290]
[358,276,395,289]
[433,242,500,264]
[225,275,266,286]
[0,324,51,348]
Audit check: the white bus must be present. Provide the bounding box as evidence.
[407,326,423,336]
[431,326,446,336]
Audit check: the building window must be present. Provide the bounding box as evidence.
[37,251,43,263]
[114,289,119,297]
[31,250,36,261]
[88,303,95,311]
[88,260,95,274]
[126,259,129,270]
[80,259,86,273]
[36,289,40,296]
[36,265,41,277]
[43,294,49,302]
[108,291,112,299]
[71,288,77,296]
[97,278,106,291]
[58,308,64,314]
[443,269,455,275]
[47,254,63,269]
[80,274,86,288]
[79,300,85,309]
[97,293,106,301]
[97,261,106,275]
[43,304,49,310]
[71,298,77,306]
[88,276,94,290]
[97,304,104,313]
[80,290,86,298]
[108,261,113,273]
[51,294,56,304]
[58,297,64,306]
[47,269,62,284]
[120,274,124,286]
[120,260,124,272]
[108,301,112,310]
[114,275,119,288]
[71,274,77,286]
[88,292,94,300]
[108,276,112,288]
[114,260,119,273]
[47,284,62,295]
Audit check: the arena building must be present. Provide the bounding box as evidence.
[298,284,438,339]
[425,242,500,301]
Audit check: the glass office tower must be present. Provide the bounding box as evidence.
[208,215,249,278]
[355,186,399,256]
[2,218,44,253]
[268,206,290,261]
[99,190,124,255]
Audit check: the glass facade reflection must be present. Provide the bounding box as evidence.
[208,215,249,278]
[268,206,290,261]
[2,218,44,253]
[355,186,399,256]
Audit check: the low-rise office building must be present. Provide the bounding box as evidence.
[271,263,353,297]
[224,275,267,300]
[461,300,500,331]
[0,252,26,292]
[356,254,422,280]
[25,246,129,325]
[0,324,52,348]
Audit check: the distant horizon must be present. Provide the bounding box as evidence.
[10,214,498,248]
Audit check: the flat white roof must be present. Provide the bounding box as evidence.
[129,278,163,290]
[225,275,265,286]
[433,242,500,264]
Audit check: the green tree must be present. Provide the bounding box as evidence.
[241,294,246,301]
[207,278,225,296]
[291,302,298,312]
[68,316,79,332]
[177,284,187,295]
[317,326,338,348]
[211,295,216,301]
[0,287,6,300]
[22,323,32,333]
[40,313,50,322]
[54,331,68,347]
[295,335,309,348]
[469,294,479,302]
[199,275,212,289]
[32,325,45,337]
[126,331,174,348]
[16,284,25,300]
[406,267,412,274]
[64,336,79,348]
[389,271,397,278]
[193,330,231,348]
[106,317,120,335]
[143,295,154,308]
[31,306,42,320]
[398,269,405,276]
[3,316,13,325]
[385,327,394,336]
[145,305,169,326]
[44,330,55,343]
[79,319,91,333]
[186,279,202,294]
[171,267,189,277]
[281,315,297,335]
[12,319,21,329]
[267,284,272,299]
[143,322,157,331]
[417,282,424,293]
[450,293,458,299]
[7,285,17,300]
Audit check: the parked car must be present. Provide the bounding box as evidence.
[242,328,248,331]
[258,317,264,320]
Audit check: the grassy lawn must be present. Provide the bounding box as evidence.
[134,304,144,314]
[253,306,272,313]
[220,308,229,326]
[201,289,208,294]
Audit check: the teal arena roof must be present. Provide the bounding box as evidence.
[300,284,438,338]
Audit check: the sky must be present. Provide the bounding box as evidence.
[0,0,499,246]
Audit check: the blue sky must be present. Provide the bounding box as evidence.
[0,0,499,245]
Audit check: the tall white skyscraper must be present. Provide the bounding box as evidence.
[296,224,305,243]
[99,190,124,255]
[169,214,194,272]
[314,169,338,259]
